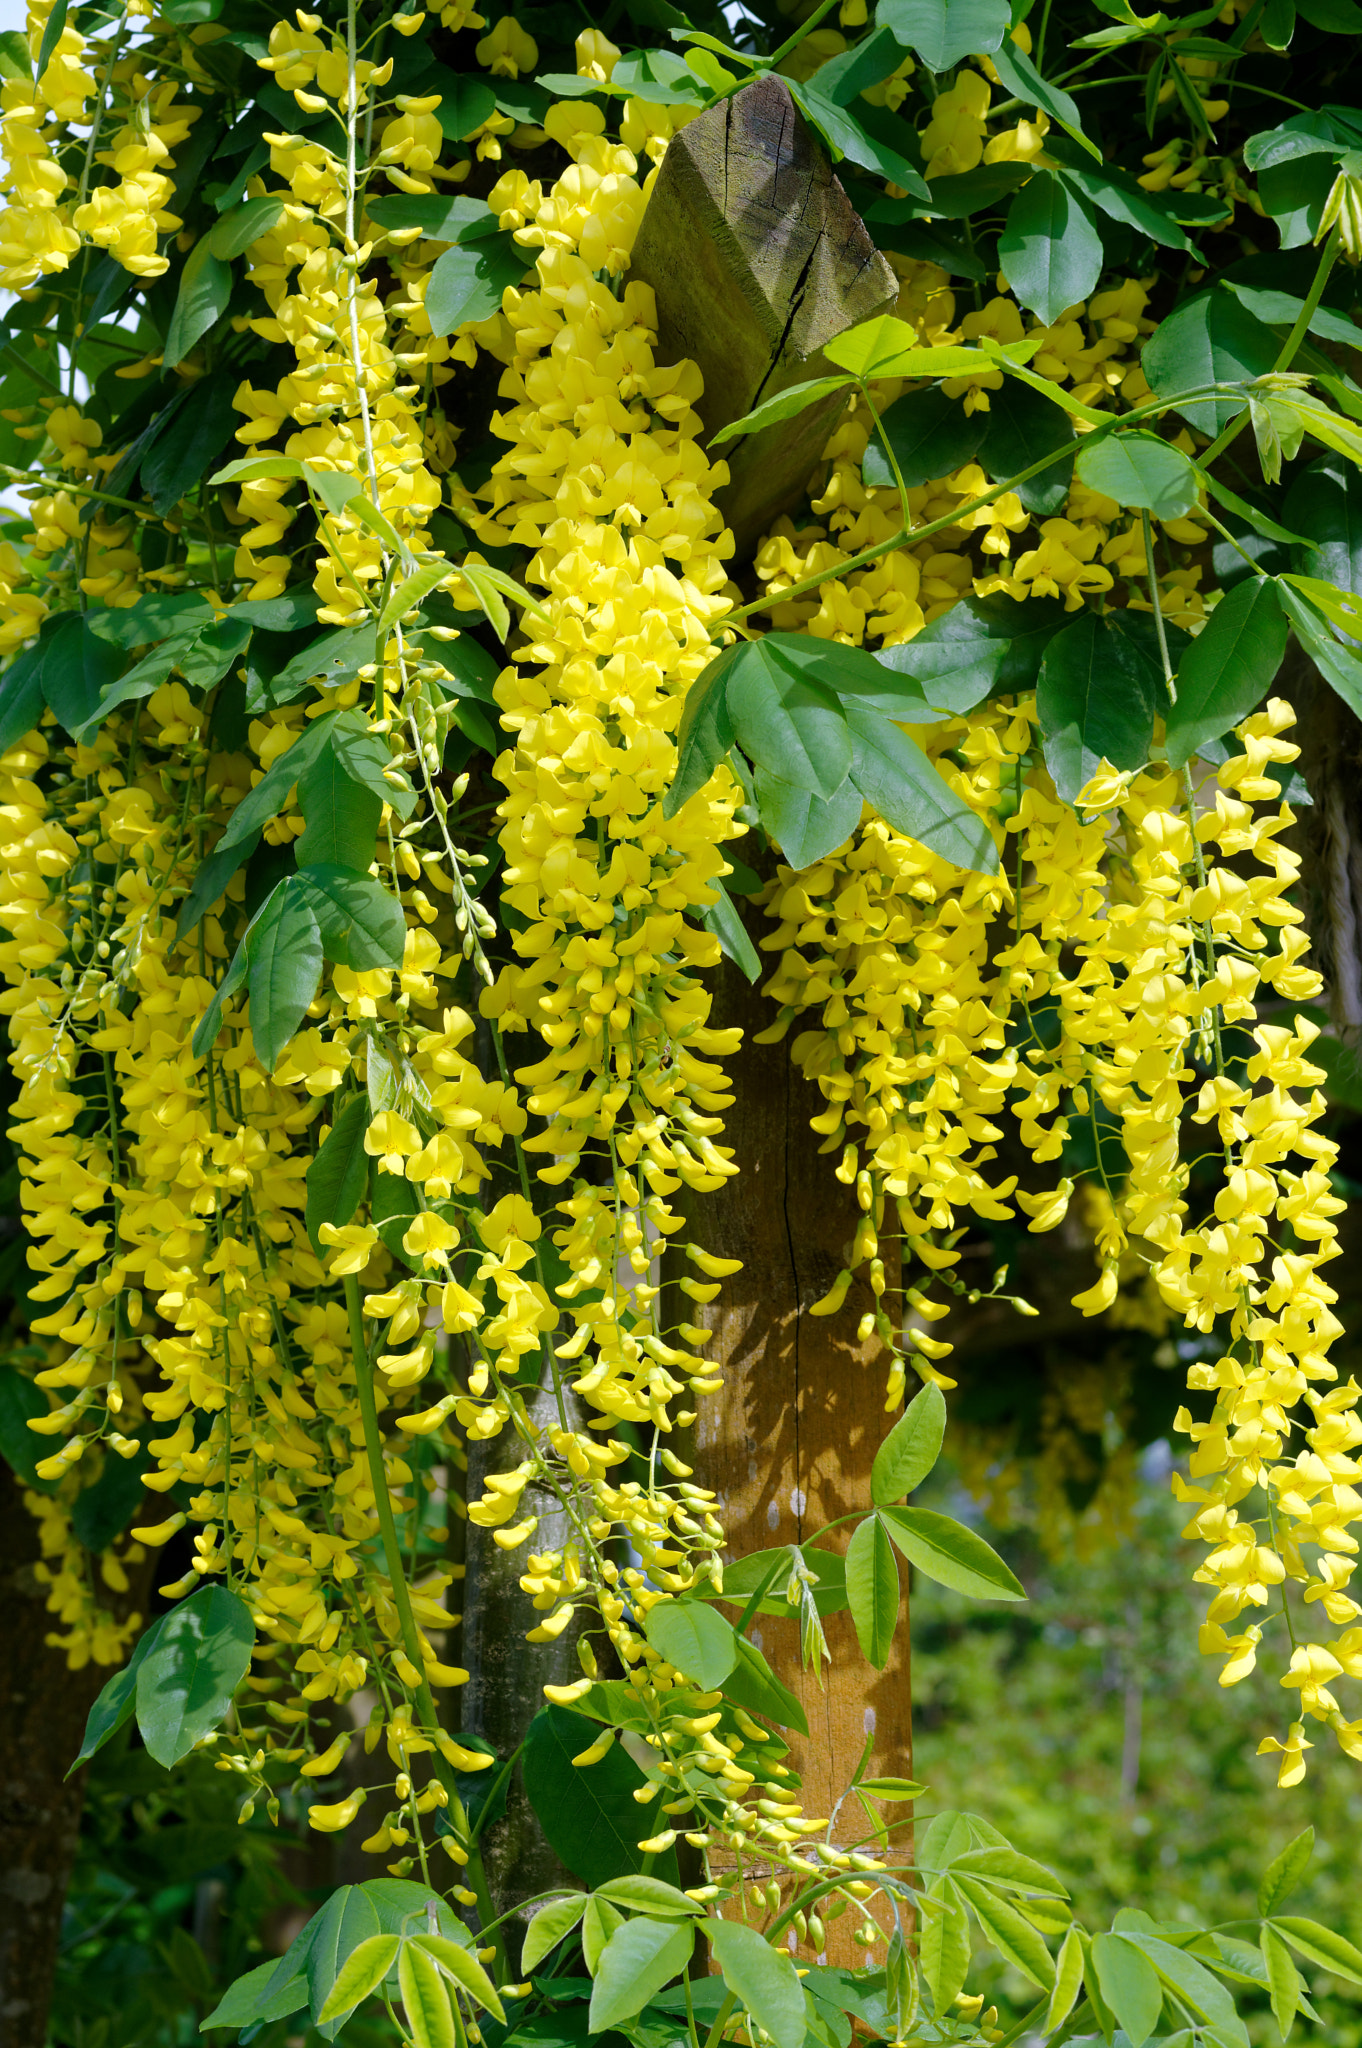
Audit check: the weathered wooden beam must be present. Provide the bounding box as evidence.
[630,73,897,560]
[681,947,912,1970]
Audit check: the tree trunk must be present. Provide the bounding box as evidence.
[686,948,912,1968]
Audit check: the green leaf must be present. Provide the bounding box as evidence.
[177,710,338,935]
[583,1896,624,1974]
[268,626,374,704]
[521,1705,680,1887]
[298,747,382,869]
[701,877,761,982]
[1092,1932,1164,2048]
[70,624,203,743]
[1199,468,1311,547]
[1047,150,1194,252]
[1116,1932,1249,2041]
[295,863,406,972]
[412,1933,506,2020]
[753,768,863,868]
[377,558,455,633]
[303,463,363,517]
[859,1775,928,1798]
[522,1895,589,1974]
[367,194,491,238]
[305,1889,383,2040]
[823,316,997,380]
[872,1381,946,1504]
[210,454,305,486]
[1271,1917,1362,1988]
[134,1584,254,1767]
[880,1505,1026,1601]
[139,373,240,516]
[667,661,734,818]
[0,623,54,753]
[988,34,1097,154]
[306,1093,371,1254]
[244,882,324,1071]
[645,1599,738,1687]
[723,642,851,799]
[708,1919,805,2048]
[1261,1926,1302,2041]
[723,1633,809,1736]
[191,931,251,1060]
[977,380,1075,517]
[878,592,1068,708]
[35,0,68,75]
[597,1875,703,1918]
[207,195,287,260]
[876,0,1008,70]
[0,1364,51,1489]
[950,1844,1068,1896]
[711,376,853,446]
[955,1877,1055,1990]
[863,386,984,492]
[925,162,1030,217]
[70,1608,171,1774]
[1037,611,1164,804]
[1164,577,1288,768]
[999,170,1103,327]
[399,1941,456,2048]
[317,1935,400,2024]
[40,614,123,737]
[1258,1827,1315,1917]
[1045,1926,1086,2032]
[201,1960,309,2032]
[791,83,931,200]
[427,233,531,335]
[458,558,549,640]
[920,1876,972,2014]
[590,1919,694,2033]
[845,1515,900,1669]
[845,704,999,873]
[1283,453,1362,601]
[1076,431,1199,518]
[163,236,233,369]
[1142,290,1280,437]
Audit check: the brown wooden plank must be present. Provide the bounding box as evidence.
[630,73,897,558]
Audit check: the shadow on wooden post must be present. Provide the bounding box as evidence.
[630,73,897,561]
[682,946,912,1970]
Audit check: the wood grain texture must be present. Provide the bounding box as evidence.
[681,946,911,1968]
[630,73,896,557]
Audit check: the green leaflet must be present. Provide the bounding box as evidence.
[589,1919,694,2034]
[876,0,1009,72]
[845,1514,901,1669]
[1258,1827,1315,1916]
[1091,1932,1165,2048]
[521,1705,681,1888]
[708,1919,806,2048]
[134,1585,254,1768]
[1164,577,1289,767]
[862,385,985,492]
[879,1505,1026,1601]
[977,380,1075,517]
[644,1598,738,1687]
[722,1633,809,1736]
[162,235,233,369]
[871,1381,947,1504]
[1037,611,1165,804]
[305,1093,371,1253]
[1075,430,1199,517]
[1142,289,1279,436]
[999,170,1104,328]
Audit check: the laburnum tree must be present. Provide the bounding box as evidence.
[6,0,1362,2041]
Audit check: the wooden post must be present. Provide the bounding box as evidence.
[629,73,897,559]
[684,948,912,1970]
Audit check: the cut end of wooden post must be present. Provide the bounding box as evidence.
[630,72,898,560]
